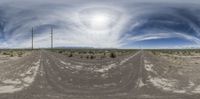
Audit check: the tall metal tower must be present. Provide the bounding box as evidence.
[32,27,34,50]
[51,26,53,49]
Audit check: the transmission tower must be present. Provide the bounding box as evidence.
[32,27,34,50]
[51,26,53,49]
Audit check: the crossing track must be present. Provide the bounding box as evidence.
[0,50,198,99]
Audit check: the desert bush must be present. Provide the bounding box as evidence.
[90,55,95,59]
[110,52,116,58]
[68,53,73,57]
[18,52,23,57]
[58,50,63,53]
[10,54,14,57]
[86,55,89,59]
[2,52,9,55]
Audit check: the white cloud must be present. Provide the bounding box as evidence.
[0,0,200,48]
[128,32,200,44]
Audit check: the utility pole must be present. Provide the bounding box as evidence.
[51,26,53,49]
[32,27,34,50]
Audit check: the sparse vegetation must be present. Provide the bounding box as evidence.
[0,49,30,57]
[150,49,200,56]
[0,48,200,98]
[50,49,137,60]
[68,53,73,57]
[110,52,116,58]
[90,55,95,59]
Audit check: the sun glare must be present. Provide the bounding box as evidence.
[89,13,110,30]
[79,7,121,31]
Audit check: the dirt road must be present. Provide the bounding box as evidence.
[0,50,198,99]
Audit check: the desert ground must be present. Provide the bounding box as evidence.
[0,49,200,99]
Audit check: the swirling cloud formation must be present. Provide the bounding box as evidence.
[0,0,200,48]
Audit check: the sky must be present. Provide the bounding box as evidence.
[0,0,200,49]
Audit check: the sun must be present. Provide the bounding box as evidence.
[89,13,111,30]
[79,7,121,31]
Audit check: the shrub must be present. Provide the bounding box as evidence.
[58,50,63,53]
[86,55,89,59]
[2,52,8,55]
[68,53,73,57]
[10,54,14,57]
[90,55,95,59]
[18,52,23,57]
[110,52,116,58]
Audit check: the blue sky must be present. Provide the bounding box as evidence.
[0,0,200,49]
[126,37,195,49]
